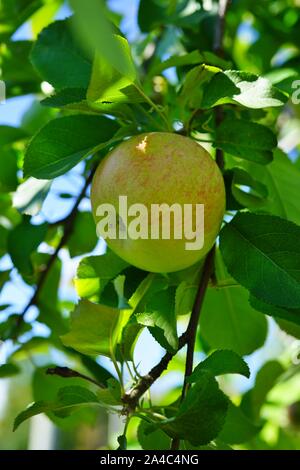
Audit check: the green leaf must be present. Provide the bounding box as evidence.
[220,213,300,309]
[250,295,300,326]
[215,118,277,164]
[97,378,121,406]
[87,35,143,110]
[175,281,196,316]
[31,0,62,38]
[0,363,20,378]
[31,18,92,89]
[42,88,87,109]
[60,299,130,357]
[0,270,10,292]
[80,355,115,386]
[200,287,267,356]
[13,178,51,216]
[229,150,300,225]
[68,212,98,258]
[7,219,48,275]
[71,0,136,80]
[229,168,269,210]
[24,115,119,179]
[0,148,19,193]
[180,64,220,109]
[218,402,261,444]
[0,0,45,39]
[275,318,300,339]
[138,420,171,450]
[136,279,178,351]
[138,0,188,32]
[151,50,230,75]
[14,385,99,431]
[162,370,228,446]
[0,126,28,146]
[241,361,284,420]
[188,350,250,383]
[75,250,128,299]
[0,41,40,83]
[202,70,287,109]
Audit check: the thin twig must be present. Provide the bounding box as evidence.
[214,0,231,56]
[214,0,231,170]
[46,366,106,389]
[14,168,96,336]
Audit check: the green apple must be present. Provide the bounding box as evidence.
[91,132,225,273]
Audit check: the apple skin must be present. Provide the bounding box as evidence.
[91,132,225,273]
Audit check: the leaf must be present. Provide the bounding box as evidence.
[75,250,128,299]
[180,64,220,109]
[7,219,48,276]
[200,287,267,356]
[187,350,250,383]
[228,168,268,210]
[0,41,40,83]
[14,385,99,431]
[0,148,18,193]
[0,363,20,378]
[24,115,119,179]
[138,420,171,450]
[136,280,178,351]
[162,370,228,446]
[80,355,115,386]
[218,402,261,444]
[68,212,98,258]
[32,365,98,429]
[220,213,300,309]
[138,0,188,32]
[215,118,277,164]
[13,178,51,216]
[97,378,121,406]
[0,0,43,39]
[202,70,287,109]
[60,299,130,357]
[42,88,87,109]
[151,50,230,75]
[70,0,136,80]
[31,18,92,89]
[31,0,62,38]
[0,125,28,146]
[175,281,197,316]
[0,270,10,292]
[241,361,284,420]
[230,150,300,225]
[250,295,300,326]
[87,35,144,110]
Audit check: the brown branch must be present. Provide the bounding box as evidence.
[14,168,96,337]
[214,0,231,170]
[46,366,106,389]
[122,247,215,414]
[213,0,231,56]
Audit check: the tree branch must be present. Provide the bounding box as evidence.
[213,0,231,56]
[122,248,215,413]
[46,366,106,389]
[14,168,96,337]
[214,0,231,170]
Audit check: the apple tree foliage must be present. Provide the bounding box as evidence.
[0,0,300,450]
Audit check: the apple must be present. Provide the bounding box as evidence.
[91,132,225,273]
